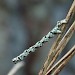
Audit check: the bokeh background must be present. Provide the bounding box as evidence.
[0,0,75,75]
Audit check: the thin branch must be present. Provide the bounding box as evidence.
[47,20,75,70]
[39,0,75,75]
[46,45,75,75]
[7,61,25,75]
[12,19,67,64]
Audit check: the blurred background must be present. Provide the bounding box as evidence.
[0,0,75,75]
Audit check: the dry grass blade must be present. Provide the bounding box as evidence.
[46,20,75,71]
[7,61,25,75]
[39,0,75,75]
[46,45,75,75]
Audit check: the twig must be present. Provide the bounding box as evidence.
[7,61,25,75]
[47,20,75,70]
[39,0,75,75]
[46,45,75,75]
[12,19,67,64]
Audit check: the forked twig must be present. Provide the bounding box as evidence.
[39,0,75,75]
[47,20,75,70]
[11,1,75,75]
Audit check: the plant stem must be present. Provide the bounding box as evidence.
[46,45,75,75]
[39,0,75,75]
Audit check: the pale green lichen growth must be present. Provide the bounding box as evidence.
[12,19,67,64]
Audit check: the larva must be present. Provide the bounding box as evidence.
[12,19,67,64]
